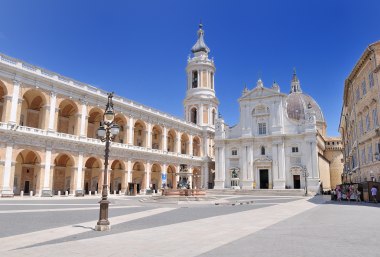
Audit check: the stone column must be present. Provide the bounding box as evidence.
[214,144,226,189]
[202,162,209,189]
[189,135,193,156]
[162,163,167,188]
[9,80,21,124]
[188,166,193,189]
[146,122,152,148]
[163,127,168,151]
[1,143,14,197]
[128,117,134,145]
[47,92,57,132]
[176,132,181,154]
[75,153,84,196]
[174,165,180,189]
[145,161,151,190]
[199,104,204,126]
[241,144,253,189]
[41,148,53,196]
[79,100,87,137]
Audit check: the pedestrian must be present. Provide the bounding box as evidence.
[346,187,351,203]
[356,189,361,202]
[337,188,342,202]
[371,185,378,203]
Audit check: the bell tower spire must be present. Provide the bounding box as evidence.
[184,23,219,128]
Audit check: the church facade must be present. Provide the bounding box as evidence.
[214,73,343,192]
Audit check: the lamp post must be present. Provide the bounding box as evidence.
[302,166,309,196]
[95,92,120,231]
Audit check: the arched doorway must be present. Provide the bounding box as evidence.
[57,100,79,135]
[114,115,127,144]
[150,163,162,192]
[110,160,125,194]
[151,125,163,150]
[167,129,176,152]
[84,157,102,194]
[134,120,146,147]
[20,89,47,129]
[132,162,145,193]
[0,80,8,122]
[87,108,103,139]
[181,133,189,155]
[14,150,42,195]
[193,136,201,156]
[53,153,75,195]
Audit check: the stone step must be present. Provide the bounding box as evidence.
[206,189,306,196]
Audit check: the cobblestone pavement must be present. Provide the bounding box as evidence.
[0,194,379,257]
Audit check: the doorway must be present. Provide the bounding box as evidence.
[293,175,301,189]
[259,169,269,189]
[24,181,30,194]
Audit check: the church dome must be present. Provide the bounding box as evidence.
[286,92,324,122]
[285,70,325,123]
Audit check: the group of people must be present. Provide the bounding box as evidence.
[332,184,378,203]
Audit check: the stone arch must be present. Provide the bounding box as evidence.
[132,161,145,193]
[14,149,42,196]
[181,133,190,155]
[152,125,163,150]
[114,114,128,144]
[134,120,146,147]
[193,136,201,156]
[167,129,176,152]
[57,99,79,135]
[53,153,75,195]
[20,89,47,129]
[167,165,176,189]
[110,160,125,194]
[87,107,103,139]
[0,80,8,122]
[84,157,102,194]
[151,163,162,192]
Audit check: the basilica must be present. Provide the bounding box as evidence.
[0,24,342,197]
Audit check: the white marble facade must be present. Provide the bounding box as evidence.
[214,74,326,192]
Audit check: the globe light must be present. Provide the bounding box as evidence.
[104,109,114,123]
[97,125,106,138]
[110,124,120,136]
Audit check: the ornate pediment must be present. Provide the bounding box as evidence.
[240,87,281,101]
[253,156,272,164]
[290,165,303,175]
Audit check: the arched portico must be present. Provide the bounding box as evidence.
[167,129,176,152]
[110,160,125,194]
[193,136,201,156]
[134,120,146,147]
[181,133,190,155]
[150,163,162,192]
[57,99,79,135]
[167,165,176,189]
[151,125,163,150]
[53,153,75,195]
[0,80,8,122]
[20,89,47,129]
[132,161,145,193]
[14,149,42,196]
[84,157,102,194]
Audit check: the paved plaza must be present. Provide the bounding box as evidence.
[0,193,379,257]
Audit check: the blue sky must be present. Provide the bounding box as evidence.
[1,0,380,136]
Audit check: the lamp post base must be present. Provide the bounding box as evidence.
[94,224,111,231]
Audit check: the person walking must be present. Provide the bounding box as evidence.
[356,189,361,202]
[371,185,378,203]
[337,188,342,202]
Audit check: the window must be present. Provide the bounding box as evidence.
[192,71,198,88]
[369,72,374,88]
[232,149,238,156]
[138,130,142,136]
[258,123,266,135]
[190,108,197,124]
[368,144,373,163]
[373,108,378,127]
[355,88,360,102]
[261,146,265,155]
[366,114,371,131]
[362,80,367,95]
[292,147,299,153]
[359,119,363,135]
[361,149,366,165]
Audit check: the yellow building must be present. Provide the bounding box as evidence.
[340,41,380,183]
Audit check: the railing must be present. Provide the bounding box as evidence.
[0,52,204,131]
[0,122,204,161]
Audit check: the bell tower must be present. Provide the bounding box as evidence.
[184,23,219,127]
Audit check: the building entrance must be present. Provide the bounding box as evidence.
[24,181,30,194]
[259,169,269,189]
[293,175,301,189]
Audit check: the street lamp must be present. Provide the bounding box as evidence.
[302,166,309,196]
[95,92,120,231]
